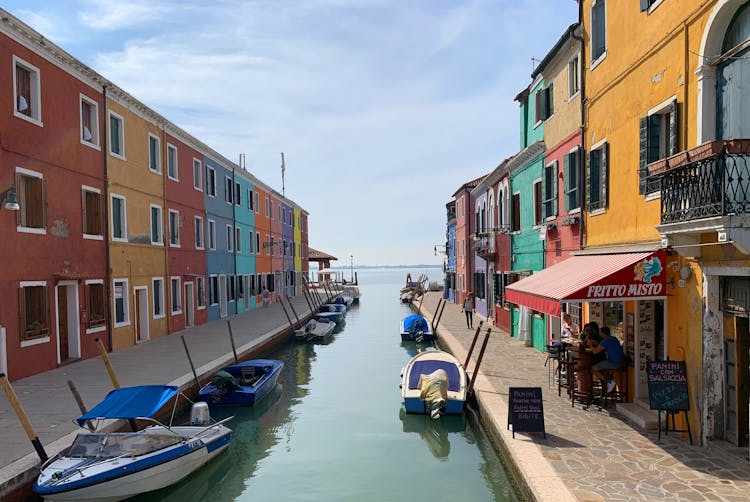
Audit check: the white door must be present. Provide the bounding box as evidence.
[0,326,7,376]
[55,281,81,363]
[219,275,228,318]
[184,282,194,327]
[135,287,149,342]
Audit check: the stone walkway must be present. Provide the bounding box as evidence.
[416,292,750,502]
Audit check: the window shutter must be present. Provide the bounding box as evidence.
[586,151,593,210]
[43,286,50,327]
[41,178,48,228]
[14,174,21,227]
[601,142,610,208]
[639,116,648,195]
[669,99,679,156]
[540,166,547,219]
[18,287,26,339]
[546,84,554,119]
[81,189,87,233]
[563,154,571,211]
[640,0,650,11]
[552,160,558,217]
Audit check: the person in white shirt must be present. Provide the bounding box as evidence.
[561,314,579,342]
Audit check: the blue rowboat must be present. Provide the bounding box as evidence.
[400,314,435,342]
[198,359,284,406]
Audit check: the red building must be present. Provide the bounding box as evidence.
[0,20,108,379]
[452,176,484,307]
[165,132,209,333]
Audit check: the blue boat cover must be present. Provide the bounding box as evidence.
[76,385,179,426]
[403,314,429,333]
[408,361,461,392]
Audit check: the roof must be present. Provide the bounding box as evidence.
[471,155,516,194]
[531,23,580,79]
[308,248,338,261]
[76,385,179,426]
[451,174,488,197]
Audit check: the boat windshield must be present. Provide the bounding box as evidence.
[68,432,182,458]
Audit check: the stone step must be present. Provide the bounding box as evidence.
[616,402,659,430]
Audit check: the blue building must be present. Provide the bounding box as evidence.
[445,201,457,302]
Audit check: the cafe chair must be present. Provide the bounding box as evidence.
[545,343,561,388]
[602,356,630,409]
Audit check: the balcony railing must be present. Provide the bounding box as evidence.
[651,140,750,225]
[473,232,496,258]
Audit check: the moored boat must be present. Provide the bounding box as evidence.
[341,285,361,303]
[295,318,336,342]
[198,359,284,406]
[401,350,468,417]
[315,310,345,325]
[35,385,232,502]
[400,314,435,342]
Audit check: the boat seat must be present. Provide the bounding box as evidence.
[408,361,461,391]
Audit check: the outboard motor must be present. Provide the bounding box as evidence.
[190,401,211,425]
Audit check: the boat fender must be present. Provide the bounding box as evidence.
[190,402,211,425]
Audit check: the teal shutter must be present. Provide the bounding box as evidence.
[552,160,558,217]
[601,142,609,209]
[669,99,679,155]
[563,154,571,211]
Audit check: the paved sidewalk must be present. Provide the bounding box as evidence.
[416,292,750,502]
[0,294,314,497]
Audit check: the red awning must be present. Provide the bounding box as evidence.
[504,250,667,317]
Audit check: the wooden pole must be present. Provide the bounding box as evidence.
[67,380,94,431]
[300,283,314,313]
[434,297,448,329]
[431,297,444,330]
[463,321,485,368]
[181,335,201,391]
[95,337,120,389]
[286,296,302,328]
[226,320,239,363]
[278,295,296,330]
[467,328,492,395]
[0,373,48,462]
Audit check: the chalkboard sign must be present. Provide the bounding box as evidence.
[646,360,689,411]
[507,387,545,438]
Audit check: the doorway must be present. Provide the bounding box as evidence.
[219,275,228,318]
[0,326,6,376]
[635,299,665,401]
[184,282,194,327]
[724,314,749,447]
[55,281,80,363]
[134,287,149,343]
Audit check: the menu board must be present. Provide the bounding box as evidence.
[507,387,545,438]
[646,360,689,411]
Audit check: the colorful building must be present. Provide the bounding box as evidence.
[445,201,457,303]
[452,177,484,307]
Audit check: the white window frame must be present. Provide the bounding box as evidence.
[150,204,164,246]
[234,182,241,207]
[167,143,179,181]
[206,166,216,197]
[195,216,204,250]
[170,276,182,314]
[249,230,255,254]
[148,133,161,174]
[113,278,130,328]
[79,93,100,149]
[225,176,233,205]
[168,209,180,247]
[248,189,254,211]
[590,0,607,69]
[111,193,127,242]
[15,166,46,235]
[226,224,233,252]
[196,276,206,309]
[84,279,106,335]
[255,192,260,214]
[235,226,242,253]
[589,138,608,216]
[12,55,42,126]
[567,52,581,101]
[108,110,125,159]
[256,232,261,255]
[265,197,270,217]
[82,184,104,241]
[152,277,165,319]
[532,178,543,228]
[18,280,51,347]
[193,158,203,191]
[208,219,216,250]
[209,274,219,306]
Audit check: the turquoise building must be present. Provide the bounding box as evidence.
[234,169,257,312]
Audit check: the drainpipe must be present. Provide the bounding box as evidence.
[573,2,586,251]
[102,83,113,351]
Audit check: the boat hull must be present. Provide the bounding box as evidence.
[198,360,284,406]
[401,350,468,416]
[399,315,435,342]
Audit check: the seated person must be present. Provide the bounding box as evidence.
[561,314,579,342]
[590,326,624,393]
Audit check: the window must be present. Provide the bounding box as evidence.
[235,227,242,252]
[209,275,219,305]
[171,277,182,314]
[167,143,178,180]
[535,83,553,123]
[265,197,270,216]
[111,194,127,241]
[270,237,275,256]
[248,189,254,210]
[153,278,165,318]
[196,276,206,309]
[206,167,216,197]
[208,219,216,250]
[542,162,558,220]
[113,279,129,327]
[250,275,256,296]
[85,281,105,330]
[564,148,582,211]
[493,273,507,306]
[639,99,678,194]
[568,54,580,98]
[148,134,161,173]
[256,274,262,294]
[533,181,543,226]
[193,158,203,191]
[640,0,662,12]
[15,168,46,232]
[226,225,233,252]
[225,177,233,204]
[108,111,125,158]
[18,283,50,342]
[235,182,241,207]
[591,0,607,63]
[168,209,180,247]
[255,192,260,213]
[195,216,204,249]
[82,186,102,238]
[80,95,99,147]
[238,275,245,300]
[511,193,521,232]
[587,141,609,212]
[13,56,41,124]
[474,272,485,300]
[228,275,235,302]
[150,204,163,245]
[256,232,261,254]
[249,230,255,253]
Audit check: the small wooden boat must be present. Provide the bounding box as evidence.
[198,359,284,406]
[401,350,468,417]
[295,318,335,342]
[400,314,435,342]
[35,385,232,502]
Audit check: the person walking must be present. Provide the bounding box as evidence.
[262,287,270,307]
[463,293,474,329]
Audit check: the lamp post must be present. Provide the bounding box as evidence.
[0,186,20,211]
[350,255,353,283]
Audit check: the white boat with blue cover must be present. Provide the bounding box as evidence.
[401,350,468,417]
[35,385,232,502]
[400,314,435,342]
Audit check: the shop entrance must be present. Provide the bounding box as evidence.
[724,315,749,447]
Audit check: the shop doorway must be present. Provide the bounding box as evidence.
[55,281,80,363]
[724,315,749,447]
[134,287,149,343]
[635,299,665,402]
[184,282,194,327]
[219,275,228,318]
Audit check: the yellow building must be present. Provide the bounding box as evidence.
[106,88,169,349]
[583,0,750,447]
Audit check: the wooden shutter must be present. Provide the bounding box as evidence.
[81,189,87,233]
[586,151,593,210]
[15,173,22,227]
[669,99,679,156]
[563,154,571,211]
[639,116,648,194]
[18,287,26,340]
[546,84,554,119]
[41,178,47,228]
[552,160,558,217]
[601,142,609,209]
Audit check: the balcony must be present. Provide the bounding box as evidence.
[650,140,750,257]
[473,231,496,259]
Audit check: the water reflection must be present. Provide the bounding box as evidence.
[398,408,466,461]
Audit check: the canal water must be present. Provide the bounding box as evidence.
[136,267,522,502]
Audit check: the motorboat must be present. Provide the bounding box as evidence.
[400,314,435,342]
[330,294,353,309]
[401,350,468,417]
[341,285,361,303]
[314,310,345,325]
[35,385,232,502]
[318,303,347,315]
[295,318,335,342]
[198,359,284,406]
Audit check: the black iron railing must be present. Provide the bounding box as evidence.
[659,151,750,224]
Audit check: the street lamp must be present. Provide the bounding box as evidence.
[350,255,354,283]
[0,186,20,211]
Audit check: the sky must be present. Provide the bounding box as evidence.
[3,0,579,267]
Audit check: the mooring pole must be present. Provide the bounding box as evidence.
[301,284,315,313]
[0,373,48,462]
[431,297,444,330]
[434,297,448,329]
[467,328,492,396]
[286,296,302,328]
[67,380,94,431]
[416,290,425,315]
[95,337,120,389]
[226,320,239,363]
[278,295,296,330]
[463,321,485,368]
[181,335,201,390]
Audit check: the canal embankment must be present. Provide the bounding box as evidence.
[0,294,314,501]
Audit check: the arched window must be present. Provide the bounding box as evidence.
[488,192,495,230]
[717,2,750,139]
